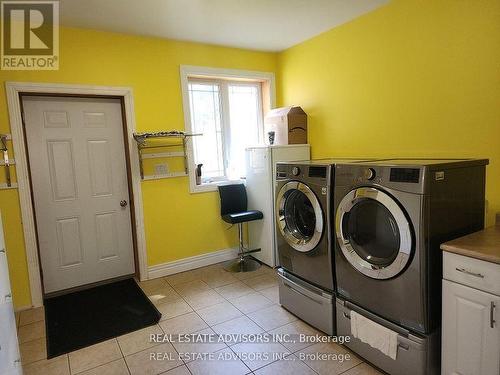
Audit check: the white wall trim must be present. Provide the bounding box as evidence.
[179,65,276,194]
[5,81,148,307]
[148,248,238,279]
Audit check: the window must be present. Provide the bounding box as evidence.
[182,66,274,193]
[188,81,225,181]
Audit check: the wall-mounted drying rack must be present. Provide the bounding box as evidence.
[0,134,17,190]
[133,131,202,181]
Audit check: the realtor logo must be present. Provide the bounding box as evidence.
[1,1,59,70]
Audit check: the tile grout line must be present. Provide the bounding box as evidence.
[207,280,303,374]
[115,337,132,375]
[16,319,47,346]
[227,337,293,374]
[190,309,232,353]
[295,341,367,375]
[195,299,248,328]
[224,288,276,317]
[72,267,282,374]
[283,352,321,375]
[26,263,364,375]
[243,303,297,332]
[159,271,291,371]
[166,318,227,368]
[120,321,188,375]
[160,272,285,338]
[338,361,367,375]
[159,309,194,324]
[20,355,68,373]
[157,306,196,371]
[158,282,201,375]
[291,347,323,375]
[68,338,121,375]
[221,344,254,374]
[65,354,71,375]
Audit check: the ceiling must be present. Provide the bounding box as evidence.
[59,0,389,52]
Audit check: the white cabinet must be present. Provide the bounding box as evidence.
[0,212,22,375]
[0,302,22,374]
[0,243,12,303]
[442,253,500,375]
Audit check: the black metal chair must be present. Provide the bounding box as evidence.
[218,184,263,272]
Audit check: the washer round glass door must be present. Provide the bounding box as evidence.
[335,187,413,279]
[276,181,324,252]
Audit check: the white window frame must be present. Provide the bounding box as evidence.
[180,65,275,193]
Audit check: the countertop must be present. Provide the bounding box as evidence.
[441,225,500,264]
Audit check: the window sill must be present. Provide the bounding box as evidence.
[190,179,245,194]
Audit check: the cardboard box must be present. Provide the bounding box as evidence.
[264,106,307,145]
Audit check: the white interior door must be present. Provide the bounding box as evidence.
[22,96,135,293]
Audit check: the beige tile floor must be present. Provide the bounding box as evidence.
[17,262,383,375]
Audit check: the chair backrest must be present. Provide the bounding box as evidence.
[218,184,248,216]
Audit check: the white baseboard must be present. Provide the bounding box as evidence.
[148,248,238,279]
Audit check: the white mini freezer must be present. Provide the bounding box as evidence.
[245,144,310,267]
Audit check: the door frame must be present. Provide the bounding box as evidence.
[6,82,148,307]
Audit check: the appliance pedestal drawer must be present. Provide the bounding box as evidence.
[336,298,439,375]
[277,268,335,335]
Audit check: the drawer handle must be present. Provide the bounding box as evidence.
[455,267,484,278]
[491,302,496,328]
[0,248,5,253]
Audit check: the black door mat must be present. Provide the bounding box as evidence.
[44,278,161,358]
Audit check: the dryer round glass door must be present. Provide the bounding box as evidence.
[276,181,324,252]
[335,187,413,279]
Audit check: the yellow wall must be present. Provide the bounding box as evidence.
[278,0,500,225]
[3,0,499,309]
[0,27,278,308]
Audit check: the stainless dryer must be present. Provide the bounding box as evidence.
[334,159,488,375]
[275,158,371,335]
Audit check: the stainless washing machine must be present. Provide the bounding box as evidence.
[275,159,372,335]
[334,159,488,375]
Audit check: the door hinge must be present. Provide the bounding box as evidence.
[491,302,496,328]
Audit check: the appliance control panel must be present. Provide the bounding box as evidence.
[389,168,420,183]
[308,166,327,178]
[276,164,328,180]
[334,164,425,194]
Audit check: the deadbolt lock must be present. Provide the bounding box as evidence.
[120,200,128,207]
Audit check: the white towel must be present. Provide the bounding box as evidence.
[350,310,399,360]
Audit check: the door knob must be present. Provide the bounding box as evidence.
[120,200,128,207]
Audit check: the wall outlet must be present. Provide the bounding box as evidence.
[154,163,168,175]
